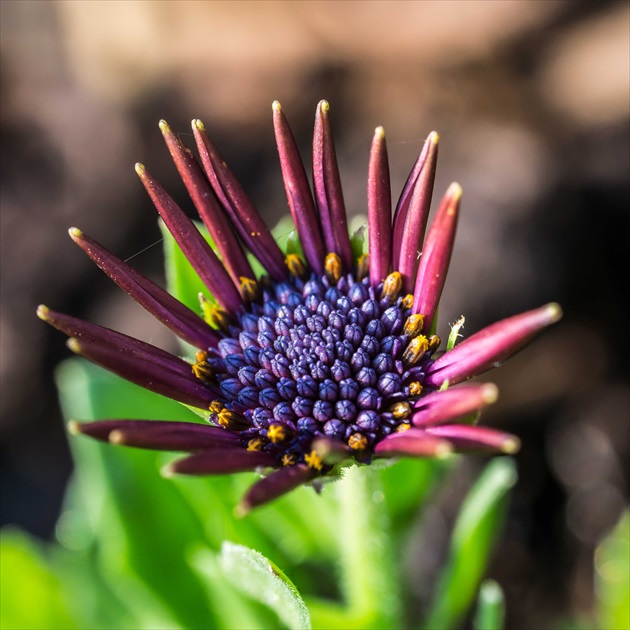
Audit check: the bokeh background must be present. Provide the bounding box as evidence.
[1,1,628,628]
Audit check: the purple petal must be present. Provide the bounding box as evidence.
[412,182,461,332]
[312,100,353,271]
[425,303,563,388]
[38,306,217,409]
[272,101,325,275]
[374,428,453,458]
[425,425,521,454]
[238,464,316,514]
[412,383,499,427]
[392,131,439,294]
[165,449,277,476]
[69,419,240,451]
[192,119,287,281]
[367,126,392,285]
[69,228,220,350]
[159,120,254,288]
[135,163,243,315]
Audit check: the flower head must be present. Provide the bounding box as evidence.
[39,100,561,514]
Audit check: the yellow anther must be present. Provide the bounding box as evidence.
[195,350,209,363]
[285,254,307,278]
[217,409,248,430]
[209,401,224,414]
[282,453,299,466]
[305,450,324,471]
[356,254,369,280]
[200,294,231,330]
[247,437,266,451]
[324,252,343,284]
[348,433,368,451]
[390,401,411,420]
[382,272,403,303]
[428,334,441,353]
[239,277,259,302]
[192,360,214,383]
[267,423,287,444]
[395,423,411,433]
[409,381,423,396]
[402,335,429,367]
[401,294,414,309]
[404,314,425,338]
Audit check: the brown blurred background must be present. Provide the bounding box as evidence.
[1,1,628,628]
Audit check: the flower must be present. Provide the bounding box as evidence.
[38,100,561,514]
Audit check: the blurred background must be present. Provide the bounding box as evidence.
[1,1,628,628]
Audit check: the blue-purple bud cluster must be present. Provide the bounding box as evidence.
[209,270,436,466]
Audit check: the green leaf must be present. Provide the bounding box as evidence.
[55,358,219,629]
[595,510,630,630]
[0,530,75,630]
[473,580,505,630]
[423,458,517,630]
[218,542,312,630]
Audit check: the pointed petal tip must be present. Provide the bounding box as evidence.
[234,502,250,519]
[447,181,463,200]
[502,436,521,454]
[374,125,385,139]
[68,226,83,240]
[318,99,330,114]
[67,420,81,436]
[158,119,171,134]
[134,162,146,176]
[66,337,81,353]
[36,304,50,321]
[272,100,282,113]
[482,383,500,405]
[428,130,440,144]
[191,118,205,131]
[161,462,176,478]
[546,302,563,323]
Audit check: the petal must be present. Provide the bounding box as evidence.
[159,120,254,288]
[69,228,220,350]
[392,131,439,293]
[69,419,240,451]
[312,100,353,271]
[136,163,243,315]
[237,464,316,514]
[412,383,499,427]
[192,119,287,281]
[374,428,453,458]
[165,449,277,476]
[273,101,325,274]
[367,126,392,285]
[425,303,563,388]
[425,425,520,454]
[412,182,461,332]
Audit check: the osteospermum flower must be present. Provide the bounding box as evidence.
[39,100,561,514]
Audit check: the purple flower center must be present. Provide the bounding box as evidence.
[205,266,438,469]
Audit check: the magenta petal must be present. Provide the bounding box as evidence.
[393,132,439,294]
[425,424,521,453]
[425,303,563,388]
[238,464,316,514]
[159,120,254,288]
[273,101,325,274]
[192,120,287,281]
[69,228,219,350]
[367,126,392,286]
[166,449,277,476]
[412,183,461,332]
[312,100,353,271]
[374,428,453,457]
[412,383,499,427]
[69,419,240,451]
[136,164,243,315]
